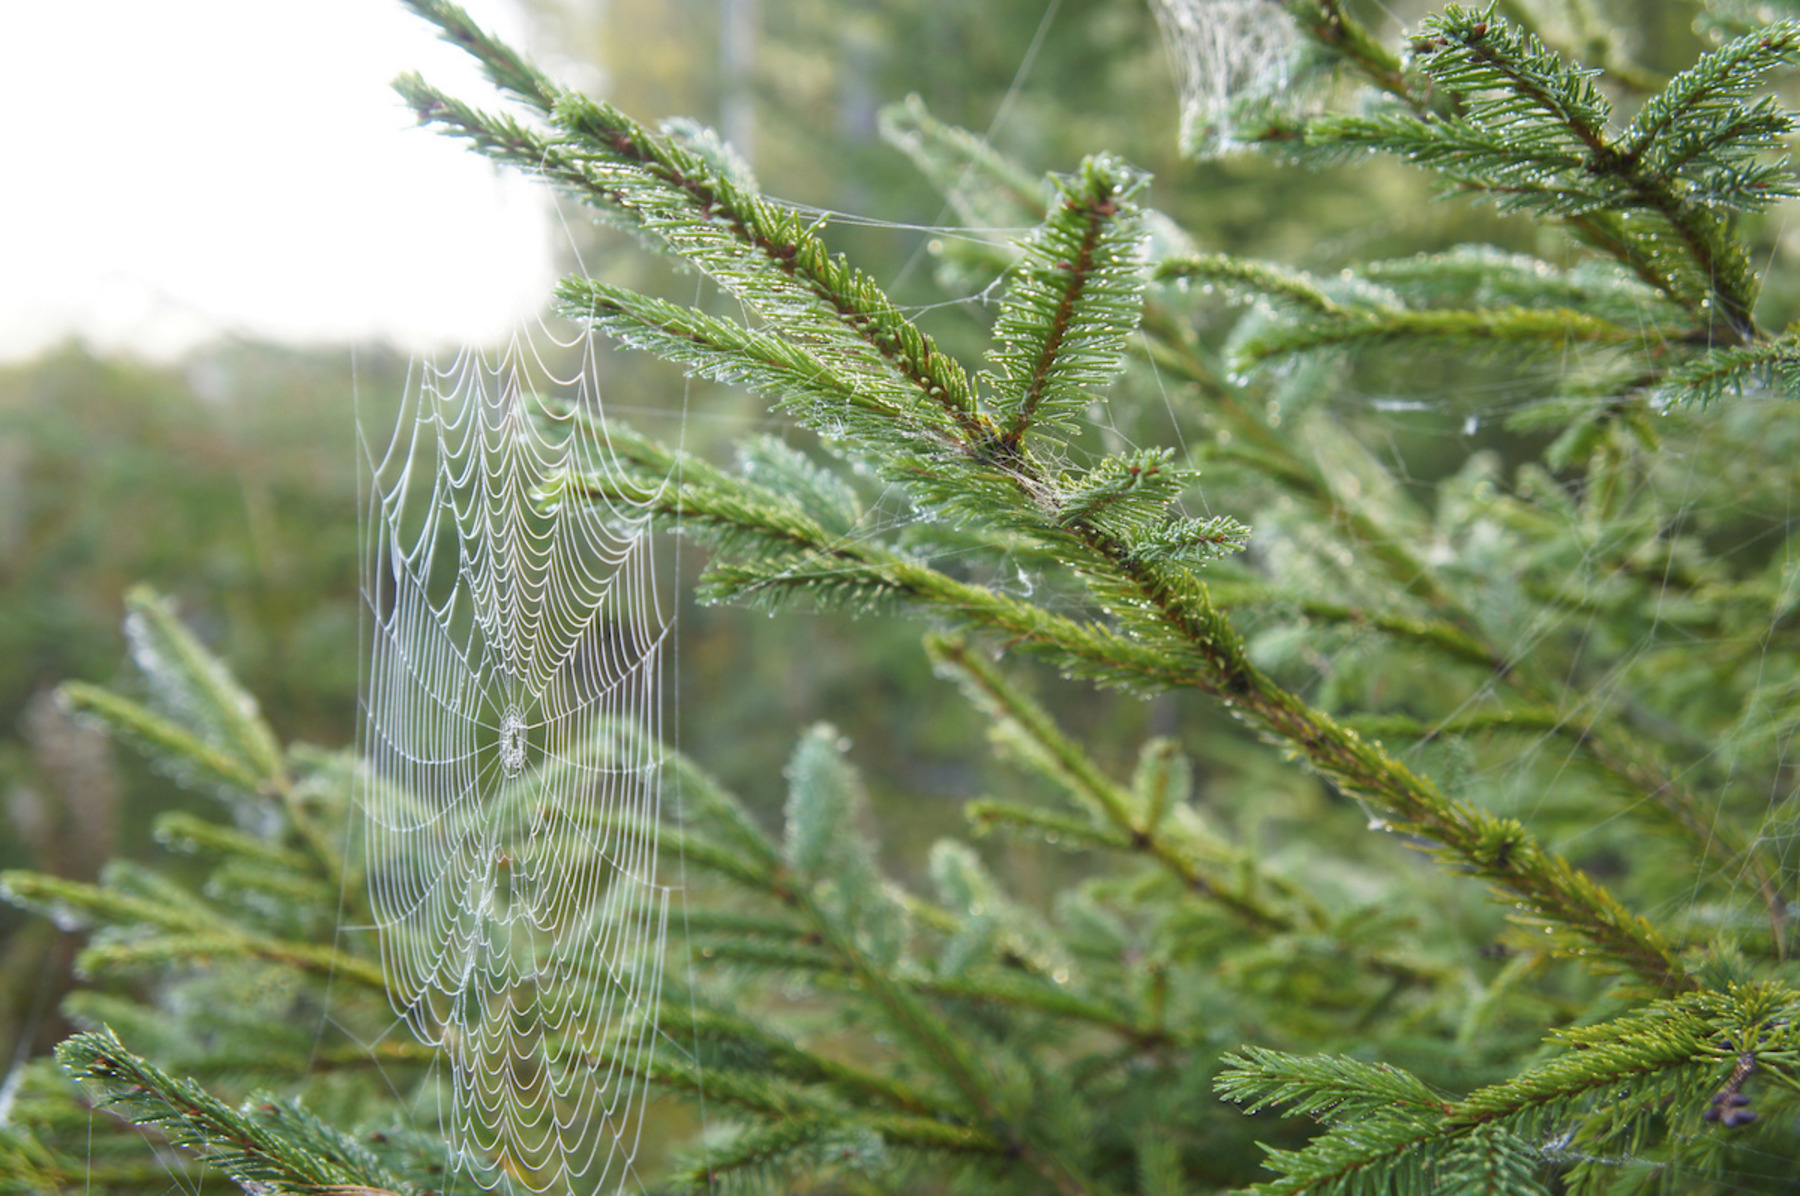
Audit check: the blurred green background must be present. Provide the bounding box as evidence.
[0,0,1723,1076]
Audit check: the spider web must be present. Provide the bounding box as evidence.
[359,321,672,1194]
[1148,0,1321,157]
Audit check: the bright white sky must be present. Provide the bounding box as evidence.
[2,0,557,363]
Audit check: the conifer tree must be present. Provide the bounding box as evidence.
[7,1,1800,1193]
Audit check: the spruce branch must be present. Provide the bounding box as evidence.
[399,0,557,109]
[1662,330,1800,404]
[578,88,979,410]
[984,156,1151,449]
[1140,310,1783,943]
[1230,304,1647,368]
[1200,582,1503,671]
[57,681,267,796]
[878,93,1047,233]
[558,260,1099,548]
[609,1039,870,1125]
[665,1116,892,1194]
[1217,1045,1452,1124]
[558,90,989,436]
[403,7,995,453]
[152,811,313,873]
[414,2,1246,592]
[121,586,286,789]
[57,1030,409,1195]
[1055,450,1187,530]
[390,75,573,192]
[940,651,1448,979]
[58,588,340,874]
[674,908,812,944]
[735,433,864,535]
[1437,1123,1550,1196]
[0,870,389,993]
[1283,0,1414,107]
[655,1093,1008,1194]
[604,731,1124,1194]
[1618,21,1800,192]
[684,926,1160,1043]
[554,278,944,441]
[1155,254,1350,316]
[77,933,389,993]
[931,839,1078,982]
[928,635,1303,937]
[1356,245,1682,322]
[787,875,1113,1196]
[660,1000,946,1117]
[1220,983,1800,1194]
[1417,5,1612,141]
[1160,249,1668,373]
[1056,547,1689,989]
[569,423,1686,988]
[966,797,1140,852]
[1311,8,1793,341]
[1,868,221,938]
[785,915,1114,1189]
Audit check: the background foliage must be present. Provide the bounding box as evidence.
[7,0,1800,1193]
